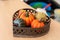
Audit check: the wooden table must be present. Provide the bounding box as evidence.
[0,0,60,40]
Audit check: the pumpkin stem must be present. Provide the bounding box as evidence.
[26,12,29,17]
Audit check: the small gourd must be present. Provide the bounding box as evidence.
[13,18,26,27]
[35,12,48,22]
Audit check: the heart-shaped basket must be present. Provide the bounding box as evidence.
[13,8,51,37]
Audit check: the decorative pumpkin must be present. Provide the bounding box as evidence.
[19,10,35,26]
[35,12,48,22]
[18,10,26,18]
[31,20,45,28]
[13,18,26,27]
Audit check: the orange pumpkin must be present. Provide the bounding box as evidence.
[31,20,45,28]
[18,10,26,18]
[19,10,35,26]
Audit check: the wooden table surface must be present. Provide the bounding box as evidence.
[0,0,60,40]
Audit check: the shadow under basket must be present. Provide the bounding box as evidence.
[13,8,51,37]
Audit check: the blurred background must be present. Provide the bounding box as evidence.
[23,0,60,22]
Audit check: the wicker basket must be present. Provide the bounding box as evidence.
[13,8,50,37]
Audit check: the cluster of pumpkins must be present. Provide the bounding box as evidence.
[13,10,48,28]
